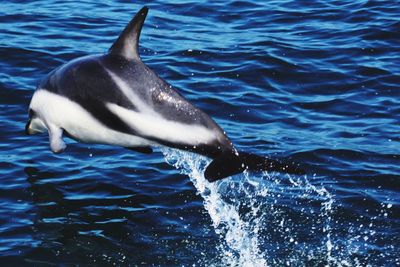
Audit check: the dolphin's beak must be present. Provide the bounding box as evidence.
[25,119,32,135]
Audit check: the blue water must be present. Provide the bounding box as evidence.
[1,0,399,265]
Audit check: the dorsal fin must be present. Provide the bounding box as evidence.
[108,6,148,60]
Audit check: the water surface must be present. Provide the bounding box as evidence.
[0,0,399,265]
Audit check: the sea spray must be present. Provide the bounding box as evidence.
[163,148,267,266]
[162,148,389,266]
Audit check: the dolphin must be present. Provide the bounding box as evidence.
[25,6,304,182]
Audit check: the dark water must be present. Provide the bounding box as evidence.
[1,0,399,266]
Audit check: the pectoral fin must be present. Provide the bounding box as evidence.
[48,126,66,154]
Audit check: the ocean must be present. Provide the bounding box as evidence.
[0,0,399,265]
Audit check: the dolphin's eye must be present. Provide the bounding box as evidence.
[28,109,36,118]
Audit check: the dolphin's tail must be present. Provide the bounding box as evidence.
[204,151,305,182]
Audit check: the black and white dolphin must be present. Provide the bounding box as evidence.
[25,6,303,182]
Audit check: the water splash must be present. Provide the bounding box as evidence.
[162,148,340,266]
[162,148,399,266]
[163,148,267,266]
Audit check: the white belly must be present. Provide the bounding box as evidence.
[30,89,153,147]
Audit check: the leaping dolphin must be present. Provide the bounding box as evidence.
[25,6,304,182]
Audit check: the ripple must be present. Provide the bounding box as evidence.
[1,0,399,265]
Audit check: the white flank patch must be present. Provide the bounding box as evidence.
[105,69,155,114]
[104,68,217,146]
[106,103,216,145]
[30,89,152,147]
